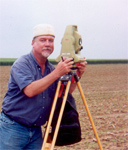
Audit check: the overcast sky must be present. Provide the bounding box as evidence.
[0,0,127,59]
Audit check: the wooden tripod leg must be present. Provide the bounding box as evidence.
[42,81,62,150]
[50,80,71,150]
[76,81,103,150]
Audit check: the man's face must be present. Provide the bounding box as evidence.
[32,35,54,58]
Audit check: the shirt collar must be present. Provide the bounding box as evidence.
[30,50,40,67]
[29,50,54,71]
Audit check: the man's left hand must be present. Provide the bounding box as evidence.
[76,61,87,77]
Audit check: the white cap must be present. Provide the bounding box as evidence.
[33,24,55,38]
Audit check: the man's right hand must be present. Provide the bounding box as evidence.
[55,57,74,78]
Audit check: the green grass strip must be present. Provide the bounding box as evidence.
[0,58,128,66]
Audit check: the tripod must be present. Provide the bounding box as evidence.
[41,71,103,150]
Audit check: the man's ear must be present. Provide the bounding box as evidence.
[32,39,34,45]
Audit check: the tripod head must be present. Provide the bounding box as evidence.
[55,25,86,64]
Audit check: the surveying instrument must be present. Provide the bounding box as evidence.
[41,25,103,150]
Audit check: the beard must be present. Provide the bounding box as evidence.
[41,51,51,58]
[41,47,53,58]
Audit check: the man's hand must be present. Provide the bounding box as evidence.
[55,57,74,77]
[76,61,87,77]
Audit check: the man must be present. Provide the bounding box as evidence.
[0,24,87,150]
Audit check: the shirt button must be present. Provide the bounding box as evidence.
[34,124,36,126]
[43,96,45,99]
[42,107,44,109]
[40,116,42,118]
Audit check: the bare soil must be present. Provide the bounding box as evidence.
[0,64,128,150]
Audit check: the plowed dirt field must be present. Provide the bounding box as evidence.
[0,64,128,150]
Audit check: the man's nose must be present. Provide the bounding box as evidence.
[45,40,50,45]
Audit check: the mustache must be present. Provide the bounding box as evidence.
[42,47,52,51]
